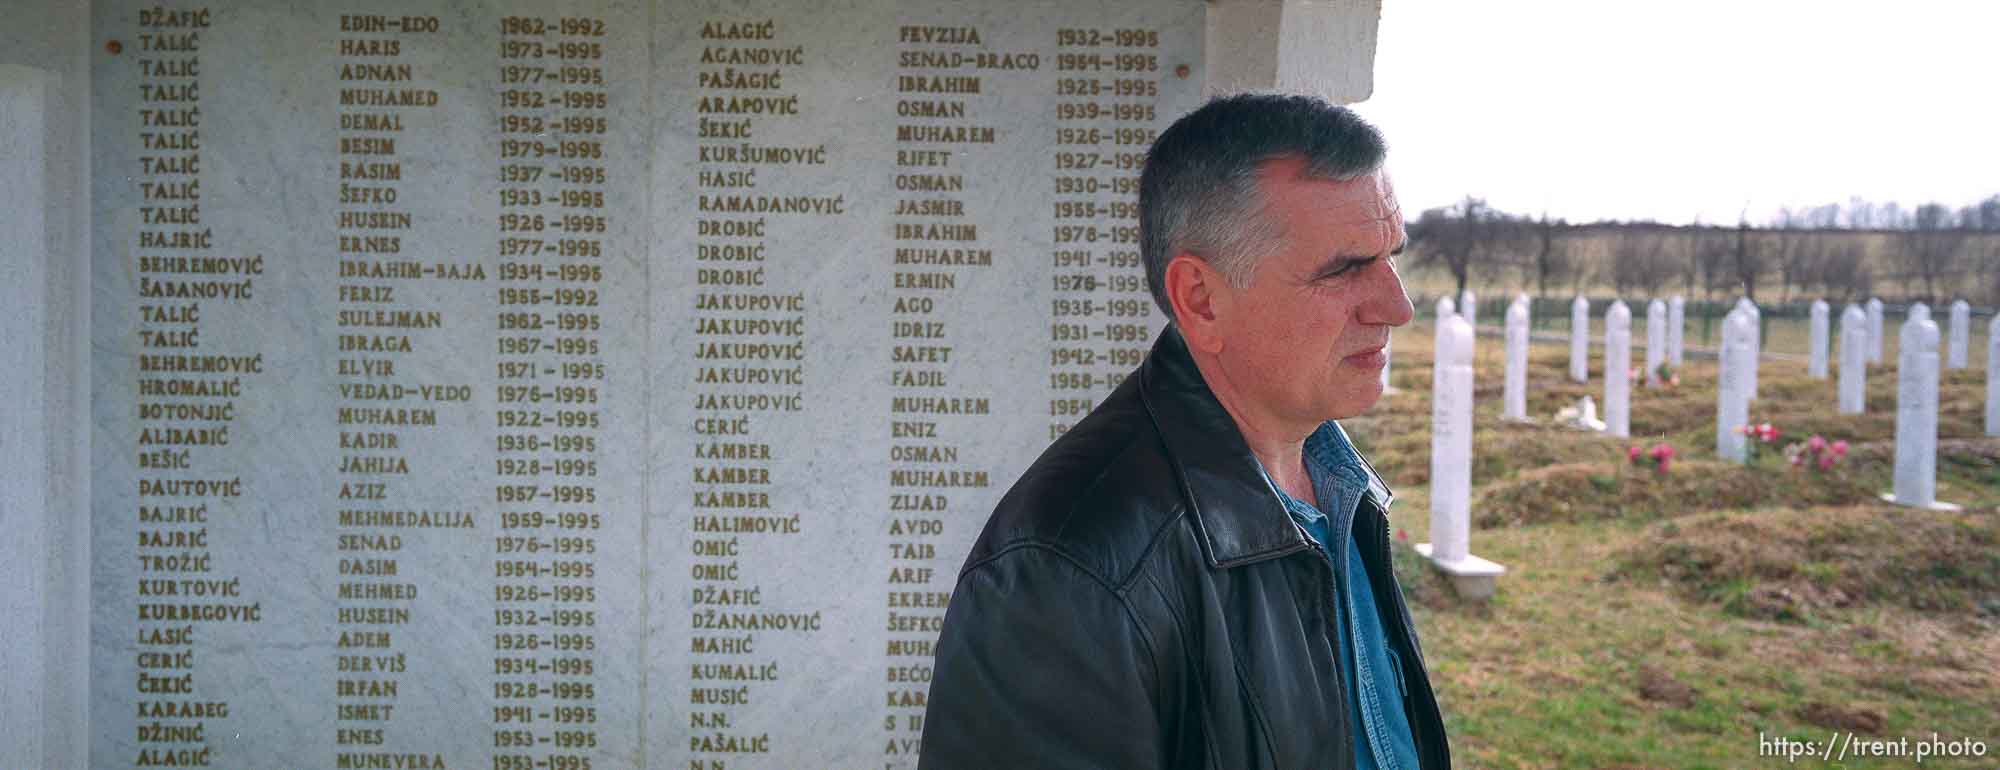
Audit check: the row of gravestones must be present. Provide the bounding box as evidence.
[1415,293,1989,599]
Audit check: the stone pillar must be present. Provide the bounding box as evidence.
[1380,331,1395,393]
[1909,301,1931,324]
[1569,295,1589,383]
[1416,315,1504,599]
[1988,315,2000,436]
[1736,298,1760,399]
[1840,305,1868,414]
[1886,315,1960,510]
[1436,294,1456,321]
[1717,310,1753,463]
[1503,296,1528,421]
[1604,300,1631,438]
[1808,299,1830,379]
[1948,300,1970,369]
[1459,288,1477,331]
[1205,0,1381,103]
[1867,297,1885,364]
[1667,295,1685,366]
[1644,298,1666,386]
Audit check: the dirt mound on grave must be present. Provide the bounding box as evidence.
[1609,505,2000,621]
[1472,459,1879,527]
[1354,420,1626,488]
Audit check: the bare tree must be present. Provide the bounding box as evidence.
[1769,209,1811,302]
[1690,225,1734,300]
[1612,224,1677,296]
[1904,203,1966,302]
[1409,196,1518,295]
[1732,218,1764,301]
[1528,213,1574,298]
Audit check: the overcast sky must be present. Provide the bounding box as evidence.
[1360,0,2000,226]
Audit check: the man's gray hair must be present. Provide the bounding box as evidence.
[1139,94,1388,322]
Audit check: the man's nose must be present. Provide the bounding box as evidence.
[1356,257,1415,327]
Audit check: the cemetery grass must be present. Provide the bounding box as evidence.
[1347,323,2000,769]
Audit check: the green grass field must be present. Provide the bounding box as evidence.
[1349,321,2000,769]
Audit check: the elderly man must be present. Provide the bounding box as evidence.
[918,94,1449,769]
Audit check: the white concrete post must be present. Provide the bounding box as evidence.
[1645,298,1666,386]
[1736,298,1760,399]
[1503,296,1529,421]
[1840,305,1868,414]
[1667,295,1685,367]
[1808,299,1830,379]
[1717,310,1753,463]
[1948,300,1970,369]
[1605,301,1631,438]
[1887,316,1959,510]
[1988,315,2000,436]
[1416,315,1504,599]
[1867,297,1885,364]
[1380,331,1395,393]
[1569,295,1588,383]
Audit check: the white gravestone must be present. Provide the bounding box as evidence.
[1988,315,2000,436]
[1717,310,1753,463]
[1667,295,1685,367]
[1604,301,1631,438]
[1867,297,1886,364]
[1808,299,1830,379]
[1503,297,1529,421]
[1459,289,1477,331]
[1736,298,1760,399]
[1380,332,1396,393]
[1570,295,1589,383]
[1416,316,1504,599]
[1885,316,1961,510]
[1645,298,1666,387]
[1437,295,1457,322]
[1948,300,1970,369]
[1840,305,1868,414]
[1910,302,1931,324]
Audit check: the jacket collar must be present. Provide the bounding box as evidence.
[1137,326,1394,568]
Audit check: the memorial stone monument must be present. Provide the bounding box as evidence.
[1604,300,1630,438]
[1840,305,1867,415]
[1415,316,1504,600]
[1808,299,1830,379]
[1717,310,1752,463]
[1502,295,1528,421]
[1644,298,1665,386]
[1885,315,1960,511]
[1569,294,1588,383]
[1380,331,1396,393]
[1910,301,1931,324]
[1948,299,1970,369]
[0,0,1403,764]
[1988,315,2000,436]
[1867,297,1885,363]
[1436,294,1457,324]
[1459,288,1476,330]
[1736,297,1760,399]
[1667,294,1684,366]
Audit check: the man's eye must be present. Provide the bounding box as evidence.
[1324,257,1377,279]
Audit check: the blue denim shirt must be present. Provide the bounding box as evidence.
[1256,422,1420,770]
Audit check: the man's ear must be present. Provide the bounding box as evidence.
[1165,253,1230,354]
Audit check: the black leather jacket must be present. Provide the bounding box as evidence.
[919,327,1450,769]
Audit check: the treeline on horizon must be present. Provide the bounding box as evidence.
[1406,195,2000,307]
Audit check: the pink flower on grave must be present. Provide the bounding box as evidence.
[1755,423,1779,442]
[1396,528,1409,542]
[1808,435,1827,453]
[1831,439,1849,457]
[1818,453,1837,471]
[1627,445,1644,463]
[1649,443,1676,461]
[1657,456,1671,474]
